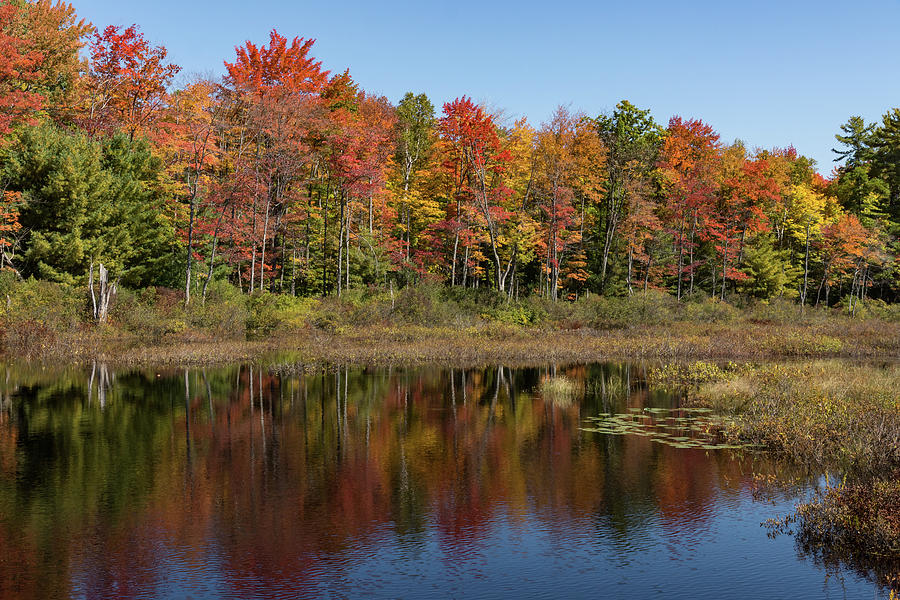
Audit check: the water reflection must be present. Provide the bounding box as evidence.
[0,362,889,599]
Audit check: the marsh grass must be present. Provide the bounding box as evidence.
[4,280,900,364]
[9,317,900,368]
[694,362,900,470]
[539,376,581,405]
[683,360,900,586]
[767,476,900,592]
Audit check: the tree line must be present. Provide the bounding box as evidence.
[2,0,900,320]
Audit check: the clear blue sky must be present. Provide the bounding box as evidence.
[72,0,900,173]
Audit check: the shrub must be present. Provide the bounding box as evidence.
[439,285,507,314]
[247,292,316,338]
[188,280,250,338]
[0,278,83,355]
[1,278,82,329]
[852,299,900,323]
[488,302,544,326]
[306,296,355,333]
[390,285,457,326]
[110,287,186,341]
[577,290,677,329]
[681,297,739,323]
[790,477,900,590]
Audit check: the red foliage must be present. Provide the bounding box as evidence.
[225,30,328,97]
[0,4,45,136]
[84,24,181,139]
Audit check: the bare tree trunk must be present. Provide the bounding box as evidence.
[89,260,97,320]
[201,204,230,304]
[450,230,459,286]
[800,221,811,307]
[627,246,633,295]
[259,196,271,292]
[250,246,256,293]
[676,212,686,301]
[322,191,328,296]
[291,247,297,296]
[89,262,117,323]
[337,194,344,297]
[185,189,196,304]
[720,227,729,301]
[815,266,828,307]
[688,213,696,296]
[600,191,623,288]
[346,205,351,290]
[462,245,469,288]
[643,256,651,292]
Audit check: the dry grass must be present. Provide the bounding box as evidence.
[688,360,900,585]
[793,477,900,591]
[539,376,581,406]
[8,318,900,367]
[693,361,900,470]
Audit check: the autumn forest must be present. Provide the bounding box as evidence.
[2,0,900,315]
[3,1,900,597]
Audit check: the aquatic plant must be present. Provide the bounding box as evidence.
[540,375,581,405]
[768,476,900,592]
[580,406,753,451]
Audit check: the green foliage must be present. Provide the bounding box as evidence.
[648,361,734,386]
[247,292,315,338]
[0,277,82,327]
[395,92,435,182]
[850,298,900,322]
[1,124,178,287]
[871,108,900,219]
[390,285,459,326]
[110,287,186,341]
[681,296,740,323]
[833,164,890,225]
[577,290,677,329]
[833,115,874,168]
[745,297,825,324]
[190,280,250,337]
[593,100,663,162]
[740,235,800,299]
[488,303,544,326]
[0,278,83,354]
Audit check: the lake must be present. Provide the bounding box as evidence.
[0,362,890,599]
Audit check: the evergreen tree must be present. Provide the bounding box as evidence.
[2,124,177,287]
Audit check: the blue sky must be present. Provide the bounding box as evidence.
[72,0,900,173]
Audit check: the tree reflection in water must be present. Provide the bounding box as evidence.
[0,362,889,599]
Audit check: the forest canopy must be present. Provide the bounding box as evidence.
[2,0,899,319]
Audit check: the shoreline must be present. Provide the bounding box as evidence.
[13,319,900,367]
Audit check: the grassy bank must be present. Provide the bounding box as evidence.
[666,361,900,590]
[685,361,900,470]
[4,278,900,366]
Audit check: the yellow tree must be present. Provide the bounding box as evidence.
[533,107,604,299]
[501,118,540,297]
[784,182,830,304]
[0,191,22,272]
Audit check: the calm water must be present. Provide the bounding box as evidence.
[0,362,890,599]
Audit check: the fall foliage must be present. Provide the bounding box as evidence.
[0,0,899,312]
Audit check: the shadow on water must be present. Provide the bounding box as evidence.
[0,361,892,599]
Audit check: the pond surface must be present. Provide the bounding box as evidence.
[0,362,890,599]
